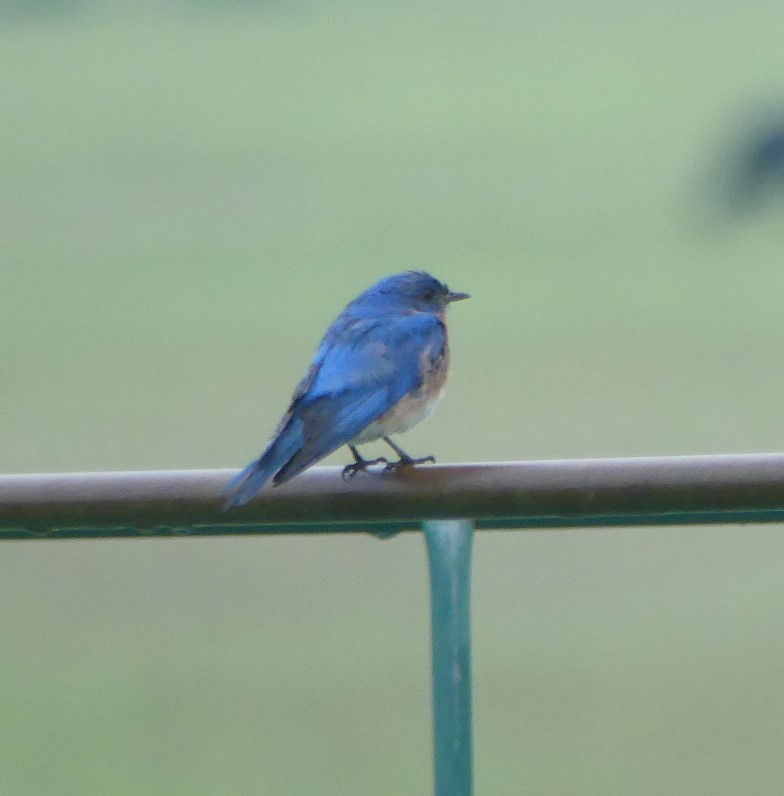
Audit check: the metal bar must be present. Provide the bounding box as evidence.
[423,519,474,796]
[4,453,784,537]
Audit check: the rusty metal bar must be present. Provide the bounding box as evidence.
[3,454,784,539]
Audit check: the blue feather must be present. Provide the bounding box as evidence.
[222,419,304,508]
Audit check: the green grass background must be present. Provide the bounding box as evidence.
[4,3,784,793]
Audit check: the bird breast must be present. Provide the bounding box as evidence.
[352,343,449,444]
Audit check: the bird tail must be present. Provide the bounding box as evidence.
[222,420,303,510]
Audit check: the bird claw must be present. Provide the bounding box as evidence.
[383,455,436,473]
[341,456,389,481]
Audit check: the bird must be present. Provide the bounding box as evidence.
[223,271,469,508]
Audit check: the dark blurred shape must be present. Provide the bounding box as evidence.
[722,117,784,215]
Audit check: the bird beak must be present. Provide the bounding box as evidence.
[445,290,470,303]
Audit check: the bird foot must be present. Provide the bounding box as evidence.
[342,456,389,481]
[383,455,436,473]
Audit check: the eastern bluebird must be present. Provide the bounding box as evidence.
[223,271,469,508]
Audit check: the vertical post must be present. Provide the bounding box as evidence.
[422,518,474,796]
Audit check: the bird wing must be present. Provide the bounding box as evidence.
[272,311,446,483]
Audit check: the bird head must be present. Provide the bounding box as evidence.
[352,271,470,314]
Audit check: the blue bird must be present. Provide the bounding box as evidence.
[223,271,469,508]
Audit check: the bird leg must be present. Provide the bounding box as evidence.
[342,444,389,480]
[382,436,436,471]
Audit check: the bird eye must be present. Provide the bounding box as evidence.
[422,289,435,301]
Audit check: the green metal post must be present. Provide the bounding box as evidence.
[423,518,474,796]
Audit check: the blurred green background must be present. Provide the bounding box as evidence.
[4,2,784,793]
